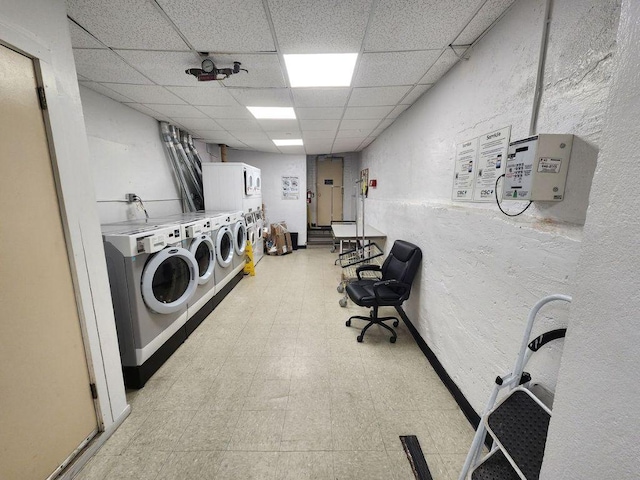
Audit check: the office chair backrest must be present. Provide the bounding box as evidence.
[381,240,422,299]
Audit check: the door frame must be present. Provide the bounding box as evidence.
[0,25,106,479]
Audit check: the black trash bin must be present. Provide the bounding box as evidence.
[290,232,298,250]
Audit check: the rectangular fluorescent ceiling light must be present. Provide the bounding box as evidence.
[273,139,303,146]
[284,53,358,87]
[247,106,296,119]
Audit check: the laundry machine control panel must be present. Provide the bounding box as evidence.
[104,225,182,256]
[184,219,210,238]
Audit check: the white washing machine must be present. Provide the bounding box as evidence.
[210,212,237,291]
[181,217,217,318]
[254,207,265,264]
[229,211,247,271]
[102,222,199,387]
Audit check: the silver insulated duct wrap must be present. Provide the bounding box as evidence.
[160,122,203,211]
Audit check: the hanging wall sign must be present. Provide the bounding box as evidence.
[473,126,511,202]
[452,137,478,201]
[282,176,300,200]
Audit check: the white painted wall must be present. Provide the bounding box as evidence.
[540,1,640,477]
[306,153,360,226]
[360,0,619,413]
[80,87,183,223]
[227,150,307,246]
[0,0,127,435]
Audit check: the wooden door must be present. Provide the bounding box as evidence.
[0,44,98,479]
[316,157,343,226]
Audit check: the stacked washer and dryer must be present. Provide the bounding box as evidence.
[202,162,264,264]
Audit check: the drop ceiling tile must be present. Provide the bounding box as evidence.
[170,118,224,131]
[266,132,303,141]
[215,118,263,132]
[67,0,188,50]
[124,104,171,122]
[143,104,208,118]
[387,104,410,118]
[192,131,242,145]
[156,0,275,52]
[455,0,515,45]
[73,49,152,84]
[116,50,203,86]
[299,119,340,131]
[348,86,411,106]
[365,0,484,51]
[257,119,300,132]
[336,130,370,139]
[197,106,252,119]
[354,50,441,87]
[79,82,134,102]
[224,140,251,149]
[304,140,332,154]
[361,137,376,148]
[400,84,433,104]
[104,84,185,104]
[302,131,338,140]
[228,88,292,107]
[295,107,345,119]
[339,119,380,131]
[227,131,272,142]
[268,0,373,53]
[332,138,364,153]
[343,106,394,119]
[68,20,105,49]
[371,118,395,135]
[418,49,460,84]
[166,86,239,106]
[292,88,350,107]
[213,54,286,88]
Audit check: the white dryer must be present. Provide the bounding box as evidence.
[229,210,247,272]
[211,212,237,291]
[102,223,199,388]
[254,207,265,264]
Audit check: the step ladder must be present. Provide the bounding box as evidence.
[459,294,572,480]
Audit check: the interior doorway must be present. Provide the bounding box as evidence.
[316,156,344,226]
[0,43,98,479]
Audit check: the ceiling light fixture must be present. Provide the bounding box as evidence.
[284,53,358,87]
[247,106,296,119]
[273,139,303,146]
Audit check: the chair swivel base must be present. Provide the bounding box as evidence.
[346,309,399,343]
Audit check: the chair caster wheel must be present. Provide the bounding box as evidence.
[357,335,363,343]
[345,320,351,327]
[339,298,347,307]
[390,337,397,343]
[393,320,399,327]
[337,284,344,293]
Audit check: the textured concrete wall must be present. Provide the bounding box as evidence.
[540,0,640,477]
[360,0,620,412]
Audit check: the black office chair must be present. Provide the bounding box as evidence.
[345,240,422,343]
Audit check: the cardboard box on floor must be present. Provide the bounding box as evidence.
[268,222,293,255]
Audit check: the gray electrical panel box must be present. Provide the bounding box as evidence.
[503,134,573,201]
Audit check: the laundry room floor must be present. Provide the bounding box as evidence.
[76,247,474,480]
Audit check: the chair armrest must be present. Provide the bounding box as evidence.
[372,279,411,303]
[355,264,382,280]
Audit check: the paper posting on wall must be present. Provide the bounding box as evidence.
[473,126,512,202]
[282,176,300,200]
[452,137,478,201]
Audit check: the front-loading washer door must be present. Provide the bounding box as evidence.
[248,226,256,247]
[189,234,215,285]
[233,221,247,255]
[216,227,234,267]
[141,246,199,314]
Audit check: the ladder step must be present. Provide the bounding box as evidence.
[487,389,551,480]
[471,449,520,480]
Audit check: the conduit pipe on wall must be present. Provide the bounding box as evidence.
[181,132,202,178]
[169,125,204,210]
[529,0,553,136]
[186,134,204,172]
[160,122,197,211]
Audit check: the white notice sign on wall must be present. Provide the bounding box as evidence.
[452,138,478,201]
[282,176,300,200]
[473,126,511,202]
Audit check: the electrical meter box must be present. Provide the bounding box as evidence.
[503,134,573,201]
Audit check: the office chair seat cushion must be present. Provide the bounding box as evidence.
[346,280,404,307]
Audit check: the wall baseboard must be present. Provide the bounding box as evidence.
[395,306,481,429]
